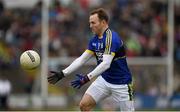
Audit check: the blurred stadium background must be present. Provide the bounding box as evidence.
[0,0,180,111]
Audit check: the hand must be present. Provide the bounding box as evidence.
[48,71,65,84]
[71,74,90,89]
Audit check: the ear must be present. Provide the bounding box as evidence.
[102,20,107,25]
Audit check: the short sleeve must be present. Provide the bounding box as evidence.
[88,38,94,52]
[112,34,123,52]
[104,30,122,56]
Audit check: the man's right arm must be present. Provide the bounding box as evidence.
[63,49,94,76]
[48,50,94,84]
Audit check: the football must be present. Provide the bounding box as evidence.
[20,50,40,70]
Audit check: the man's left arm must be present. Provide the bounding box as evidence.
[87,54,114,79]
[71,54,114,89]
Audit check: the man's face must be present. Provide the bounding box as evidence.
[89,14,104,35]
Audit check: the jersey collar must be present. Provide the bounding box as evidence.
[103,28,109,36]
[94,28,109,39]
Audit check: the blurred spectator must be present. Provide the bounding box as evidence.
[0,0,4,15]
[0,10,12,40]
[175,2,180,63]
[174,0,180,96]
[0,76,11,110]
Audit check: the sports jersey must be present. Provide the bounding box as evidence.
[88,28,132,84]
